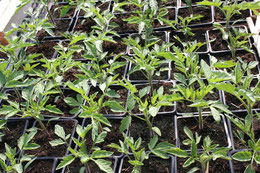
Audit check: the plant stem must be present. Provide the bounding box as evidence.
[198,107,203,130]
[14,87,22,102]
[46,5,55,25]
[36,118,50,136]
[144,111,154,137]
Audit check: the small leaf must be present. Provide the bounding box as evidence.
[152,126,161,136]
[94,159,114,173]
[92,150,113,159]
[49,139,65,147]
[149,106,159,117]
[210,107,221,123]
[120,116,131,133]
[56,155,75,170]
[127,94,136,111]
[104,101,125,112]
[232,151,252,162]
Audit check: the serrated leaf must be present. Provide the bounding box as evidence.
[56,155,75,170]
[127,94,136,111]
[232,151,252,162]
[94,159,113,173]
[49,139,65,147]
[120,116,131,133]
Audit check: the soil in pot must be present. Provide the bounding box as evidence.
[214,8,250,22]
[73,17,96,33]
[158,0,177,7]
[61,42,87,60]
[152,8,176,28]
[62,66,84,82]
[132,82,174,114]
[50,4,76,18]
[208,27,250,52]
[43,89,80,118]
[121,156,172,173]
[211,51,260,75]
[177,116,228,150]
[88,85,128,115]
[25,159,54,173]
[103,36,127,56]
[177,157,231,173]
[114,0,140,12]
[129,114,175,149]
[111,13,138,33]
[178,6,212,25]
[26,41,58,59]
[0,121,26,154]
[128,32,166,55]
[63,158,115,173]
[36,19,71,38]
[129,63,170,81]
[232,160,259,173]
[230,112,260,150]
[25,120,76,157]
[83,118,124,157]
[169,30,207,53]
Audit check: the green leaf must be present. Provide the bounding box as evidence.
[139,86,150,98]
[45,105,63,114]
[120,116,131,133]
[94,159,114,173]
[148,135,158,150]
[184,126,193,140]
[183,157,195,167]
[107,90,120,98]
[152,150,169,159]
[138,21,145,34]
[255,154,260,165]
[149,106,159,117]
[54,125,66,140]
[60,5,71,18]
[56,155,75,170]
[49,139,65,147]
[232,151,252,162]
[24,143,40,150]
[244,164,255,173]
[152,126,161,136]
[188,101,208,107]
[187,167,200,173]
[166,148,188,158]
[64,97,79,107]
[127,94,136,111]
[210,107,221,123]
[104,101,125,112]
[92,150,113,159]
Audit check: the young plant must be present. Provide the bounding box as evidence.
[166,126,230,173]
[199,0,260,58]
[0,128,40,173]
[117,79,174,137]
[109,133,173,173]
[0,120,7,142]
[54,124,114,173]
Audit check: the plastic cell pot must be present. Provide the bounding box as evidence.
[177,5,214,27]
[213,6,252,24]
[175,151,233,173]
[60,156,118,173]
[126,81,176,115]
[127,61,171,83]
[87,84,127,117]
[127,31,169,56]
[22,119,78,159]
[221,77,260,114]
[171,54,211,81]
[37,18,74,40]
[81,117,129,158]
[0,120,29,155]
[174,114,232,151]
[24,158,58,173]
[207,25,252,54]
[118,155,175,173]
[209,50,260,76]
[168,30,209,54]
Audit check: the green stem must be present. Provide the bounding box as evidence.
[14,87,22,102]
[36,118,50,136]
[198,107,203,130]
[144,111,154,137]
[46,5,55,25]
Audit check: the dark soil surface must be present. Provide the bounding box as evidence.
[0,121,26,154]
[232,160,259,173]
[114,0,140,12]
[43,90,80,118]
[111,13,138,33]
[26,41,58,59]
[208,28,250,52]
[177,158,231,173]
[152,8,176,28]
[177,116,228,150]
[132,82,174,114]
[178,6,212,25]
[74,17,96,33]
[129,114,176,149]
[62,66,82,82]
[36,19,71,37]
[121,156,172,173]
[25,159,54,173]
[88,86,128,115]
[214,8,250,22]
[176,88,220,113]
[25,120,76,157]
[129,63,170,81]
[169,30,207,52]
[103,36,127,55]
[63,158,115,173]
[231,113,260,150]
[212,51,260,75]
[50,5,76,18]
[83,118,124,157]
